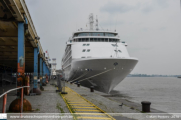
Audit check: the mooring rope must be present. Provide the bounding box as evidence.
[77,68,113,82]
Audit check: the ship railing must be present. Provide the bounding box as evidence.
[75,29,117,32]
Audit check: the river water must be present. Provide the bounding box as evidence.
[113,77,181,113]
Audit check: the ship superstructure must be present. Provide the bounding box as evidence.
[61,14,138,93]
[51,58,57,75]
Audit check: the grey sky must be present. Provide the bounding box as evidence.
[25,0,180,75]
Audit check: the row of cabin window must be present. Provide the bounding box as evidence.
[75,33,115,37]
[83,44,90,46]
[82,49,90,52]
[72,38,119,42]
[82,49,121,52]
[81,56,91,58]
[83,44,119,47]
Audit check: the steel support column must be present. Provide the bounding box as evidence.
[39,57,43,90]
[34,48,38,88]
[45,64,48,83]
[42,61,46,86]
[32,48,41,95]
[9,21,32,112]
[17,22,25,97]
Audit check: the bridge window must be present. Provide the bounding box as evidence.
[78,38,81,42]
[82,49,86,52]
[77,38,118,42]
[118,50,121,52]
[75,32,116,37]
[109,39,119,42]
[82,38,86,42]
[105,33,115,37]
[93,38,97,42]
[78,33,89,36]
[112,39,116,42]
[83,44,86,46]
[87,49,90,52]
[90,38,93,42]
[92,33,104,36]
[98,38,101,42]
[87,44,90,46]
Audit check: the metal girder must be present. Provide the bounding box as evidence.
[0,0,47,73]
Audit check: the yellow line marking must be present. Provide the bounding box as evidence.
[72,106,95,107]
[74,109,100,112]
[72,107,95,109]
[66,100,86,101]
[77,116,111,119]
[60,87,115,120]
[68,102,88,103]
[70,103,93,106]
[74,113,107,116]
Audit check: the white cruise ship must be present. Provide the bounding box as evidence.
[62,14,138,93]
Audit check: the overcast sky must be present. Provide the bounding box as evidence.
[25,0,180,75]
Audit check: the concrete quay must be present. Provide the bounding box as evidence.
[0,80,173,120]
[65,82,172,120]
[0,82,71,120]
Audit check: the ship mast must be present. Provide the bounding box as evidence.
[89,13,94,30]
[95,15,99,31]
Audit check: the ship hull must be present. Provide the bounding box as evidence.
[64,58,138,93]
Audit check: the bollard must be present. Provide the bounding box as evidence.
[141,101,151,112]
[2,94,7,113]
[90,86,94,92]
[77,83,80,87]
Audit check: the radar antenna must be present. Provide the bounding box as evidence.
[89,13,94,30]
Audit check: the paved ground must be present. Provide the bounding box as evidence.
[27,84,69,113]
[0,79,173,120]
[65,82,172,120]
[0,83,69,114]
[0,79,71,120]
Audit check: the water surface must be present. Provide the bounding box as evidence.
[113,77,181,113]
